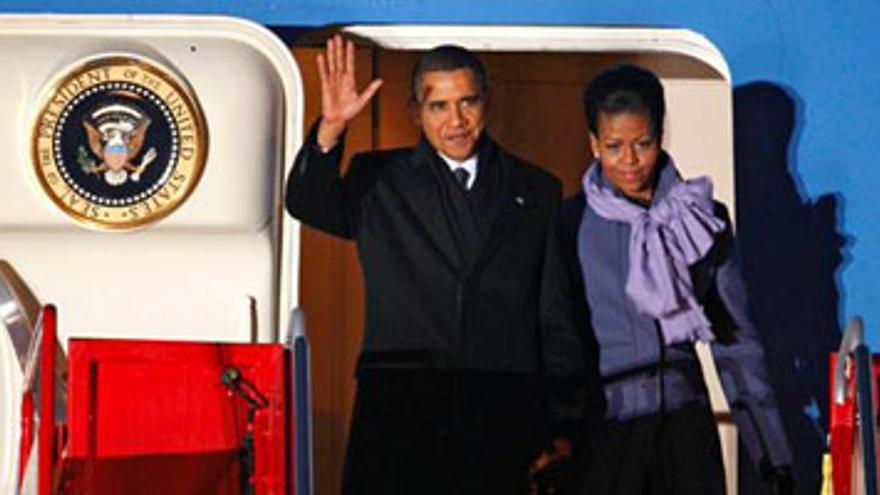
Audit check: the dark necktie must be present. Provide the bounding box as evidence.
[452,167,470,190]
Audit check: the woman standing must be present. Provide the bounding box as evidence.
[564,64,794,494]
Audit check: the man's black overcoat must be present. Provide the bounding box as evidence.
[286,123,602,494]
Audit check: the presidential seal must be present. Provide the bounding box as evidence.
[32,54,207,230]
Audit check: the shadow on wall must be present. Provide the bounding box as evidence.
[733,82,849,494]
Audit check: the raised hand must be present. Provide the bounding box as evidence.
[316,34,383,150]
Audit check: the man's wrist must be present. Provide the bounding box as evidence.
[316,119,345,152]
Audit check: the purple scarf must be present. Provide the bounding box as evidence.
[583,162,726,345]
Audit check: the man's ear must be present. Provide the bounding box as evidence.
[409,98,422,127]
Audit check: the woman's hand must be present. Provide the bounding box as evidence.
[316,34,383,150]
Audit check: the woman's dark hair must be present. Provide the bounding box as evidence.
[410,45,487,104]
[583,64,665,139]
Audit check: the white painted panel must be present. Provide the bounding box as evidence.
[664,79,735,217]
[0,17,304,493]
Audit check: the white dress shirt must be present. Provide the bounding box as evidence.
[438,152,478,190]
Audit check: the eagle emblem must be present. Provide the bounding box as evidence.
[33,54,207,230]
[80,102,158,186]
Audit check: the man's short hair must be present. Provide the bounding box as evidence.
[410,45,487,104]
[583,64,666,139]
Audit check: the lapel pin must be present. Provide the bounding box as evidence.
[514,196,525,207]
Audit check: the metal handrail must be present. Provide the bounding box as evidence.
[0,261,38,371]
[286,307,313,495]
[833,316,878,495]
[835,317,865,405]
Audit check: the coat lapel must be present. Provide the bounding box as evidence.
[394,139,468,271]
[394,136,534,276]
[466,151,533,274]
